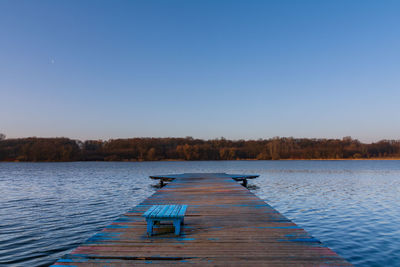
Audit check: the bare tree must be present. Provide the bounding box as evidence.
[0,133,5,140]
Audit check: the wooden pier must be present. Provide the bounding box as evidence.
[52,173,351,266]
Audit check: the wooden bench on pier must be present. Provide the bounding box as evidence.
[142,204,187,236]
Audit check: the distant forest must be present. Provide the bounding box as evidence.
[1,134,400,162]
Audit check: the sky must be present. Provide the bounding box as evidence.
[1,0,400,143]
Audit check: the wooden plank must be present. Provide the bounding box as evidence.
[158,205,175,217]
[164,204,176,217]
[52,173,351,266]
[148,205,162,218]
[145,204,186,219]
[170,205,181,218]
[177,204,187,217]
[154,205,169,218]
[142,205,157,217]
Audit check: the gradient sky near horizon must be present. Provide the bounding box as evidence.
[1,0,400,143]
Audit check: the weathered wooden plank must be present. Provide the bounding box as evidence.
[52,173,351,266]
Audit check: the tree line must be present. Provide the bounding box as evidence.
[0,135,399,162]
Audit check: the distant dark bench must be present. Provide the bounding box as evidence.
[143,205,187,236]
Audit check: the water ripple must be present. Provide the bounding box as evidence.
[0,161,399,266]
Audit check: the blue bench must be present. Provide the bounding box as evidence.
[142,205,187,236]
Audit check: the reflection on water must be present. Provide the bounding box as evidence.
[0,161,399,266]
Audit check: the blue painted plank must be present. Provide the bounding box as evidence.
[142,205,157,217]
[153,205,169,218]
[169,205,181,218]
[146,205,156,217]
[155,205,167,217]
[160,205,171,217]
[162,205,173,217]
[177,205,187,217]
[165,205,176,217]
[143,204,188,219]
[149,205,162,217]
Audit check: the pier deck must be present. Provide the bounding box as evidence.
[53,173,350,266]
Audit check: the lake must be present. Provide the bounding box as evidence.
[0,161,399,266]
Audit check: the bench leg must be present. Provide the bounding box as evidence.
[146,219,154,236]
[173,219,182,236]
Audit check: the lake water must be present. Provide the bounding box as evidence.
[0,161,399,266]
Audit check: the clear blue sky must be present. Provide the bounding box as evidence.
[1,0,399,143]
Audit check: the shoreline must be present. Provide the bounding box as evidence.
[1,158,400,163]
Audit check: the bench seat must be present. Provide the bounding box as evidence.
[142,205,187,236]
